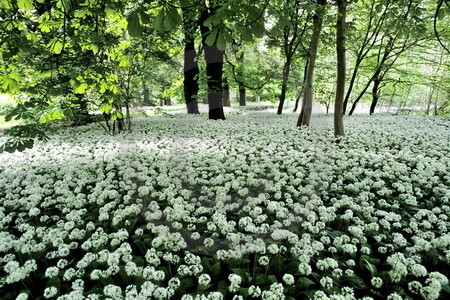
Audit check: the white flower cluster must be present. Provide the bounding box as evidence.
[0,114,449,299]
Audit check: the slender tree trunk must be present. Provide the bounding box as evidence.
[277,57,292,115]
[297,0,326,127]
[182,5,200,114]
[348,71,378,115]
[200,3,225,120]
[237,52,246,106]
[369,78,381,115]
[293,61,308,112]
[334,0,346,136]
[223,76,230,106]
[343,60,361,114]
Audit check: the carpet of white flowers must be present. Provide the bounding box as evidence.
[0,113,449,300]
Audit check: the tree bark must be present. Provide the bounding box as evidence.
[334,0,346,136]
[425,87,435,115]
[142,83,150,106]
[182,4,200,114]
[200,2,225,120]
[369,78,381,115]
[223,75,230,106]
[297,0,326,127]
[293,61,308,112]
[237,52,246,106]
[277,56,292,115]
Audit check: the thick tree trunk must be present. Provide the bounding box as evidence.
[297,0,326,127]
[277,57,292,115]
[334,0,346,136]
[223,76,230,106]
[239,85,246,106]
[182,5,200,114]
[369,78,381,115]
[200,3,225,120]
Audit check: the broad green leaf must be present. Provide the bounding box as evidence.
[165,7,182,30]
[153,9,165,31]
[111,111,123,120]
[205,29,218,46]
[74,84,87,94]
[127,10,143,38]
[297,277,314,289]
[1,77,18,92]
[217,29,226,51]
[50,40,63,54]
[241,26,253,42]
[18,0,33,10]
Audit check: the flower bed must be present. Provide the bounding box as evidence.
[0,114,449,299]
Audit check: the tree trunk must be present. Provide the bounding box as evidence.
[334,0,346,136]
[73,93,92,125]
[297,0,326,127]
[182,4,200,114]
[142,83,150,106]
[369,78,381,115]
[277,57,292,115]
[237,52,246,106]
[425,86,435,115]
[223,76,230,106]
[200,3,225,120]
[239,85,246,106]
[293,61,309,112]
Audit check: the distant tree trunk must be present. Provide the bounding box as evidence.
[223,76,230,106]
[73,93,92,125]
[348,77,372,115]
[182,4,200,114]
[425,87,435,115]
[159,98,164,106]
[334,0,346,136]
[142,83,150,106]
[297,0,326,127]
[369,77,381,115]
[293,61,308,112]
[237,52,246,106]
[239,85,246,106]
[277,56,292,115]
[200,3,225,120]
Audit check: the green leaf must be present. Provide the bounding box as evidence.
[100,103,113,114]
[361,259,377,276]
[205,29,218,46]
[111,111,123,121]
[50,40,63,54]
[210,262,221,276]
[297,277,314,289]
[216,29,226,51]
[74,84,87,94]
[18,0,33,10]
[127,10,143,38]
[153,9,165,31]
[165,7,182,30]
[241,26,253,42]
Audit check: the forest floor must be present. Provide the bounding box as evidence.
[1,113,448,299]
